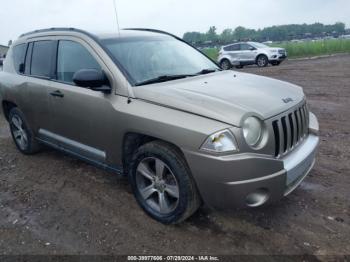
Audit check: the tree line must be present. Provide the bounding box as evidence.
[183,22,347,46]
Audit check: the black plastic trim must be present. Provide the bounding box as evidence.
[36,137,124,176]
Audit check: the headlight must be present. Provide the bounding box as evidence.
[201,130,238,153]
[243,117,263,147]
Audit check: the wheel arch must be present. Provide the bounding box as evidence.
[122,132,188,176]
[255,53,268,62]
[1,100,18,121]
[218,56,231,64]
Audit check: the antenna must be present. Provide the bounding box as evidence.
[112,0,121,36]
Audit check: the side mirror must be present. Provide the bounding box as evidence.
[249,47,256,51]
[73,69,111,93]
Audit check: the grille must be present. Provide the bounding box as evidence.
[272,103,309,157]
[278,50,286,55]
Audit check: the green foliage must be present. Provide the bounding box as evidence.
[201,39,350,60]
[206,26,218,42]
[183,22,347,45]
[271,39,350,58]
[202,48,219,60]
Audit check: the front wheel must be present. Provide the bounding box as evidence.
[256,55,269,67]
[128,141,201,224]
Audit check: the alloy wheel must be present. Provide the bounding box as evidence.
[221,60,231,70]
[11,115,28,150]
[257,56,268,67]
[136,157,179,214]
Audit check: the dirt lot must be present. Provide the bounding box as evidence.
[0,55,349,257]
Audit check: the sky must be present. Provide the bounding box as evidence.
[0,0,349,46]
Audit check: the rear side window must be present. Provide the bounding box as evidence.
[31,41,55,78]
[12,44,27,74]
[57,40,101,84]
[224,44,239,51]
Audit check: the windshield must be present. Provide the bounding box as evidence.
[101,36,219,85]
[250,42,269,49]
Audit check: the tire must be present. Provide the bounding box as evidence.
[8,107,41,155]
[220,59,232,70]
[128,141,201,224]
[256,55,269,67]
[271,61,281,66]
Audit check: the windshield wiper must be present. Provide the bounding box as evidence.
[135,74,195,86]
[135,69,222,86]
[196,68,221,75]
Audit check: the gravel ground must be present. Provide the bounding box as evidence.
[0,55,349,257]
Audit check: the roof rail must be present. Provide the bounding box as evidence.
[123,28,181,40]
[19,27,92,38]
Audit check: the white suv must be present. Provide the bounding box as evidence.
[218,42,287,69]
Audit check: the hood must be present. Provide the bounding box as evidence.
[133,71,305,127]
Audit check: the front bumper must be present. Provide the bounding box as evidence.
[269,54,287,61]
[184,114,319,209]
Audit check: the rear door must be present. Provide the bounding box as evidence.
[224,44,240,64]
[45,38,116,163]
[15,40,56,133]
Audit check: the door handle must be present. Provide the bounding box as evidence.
[50,90,64,98]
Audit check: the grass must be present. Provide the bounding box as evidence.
[202,39,350,61]
[202,48,219,61]
[271,39,350,58]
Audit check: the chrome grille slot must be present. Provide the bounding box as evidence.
[272,103,310,157]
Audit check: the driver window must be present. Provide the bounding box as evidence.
[240,44,253,51]
[57,40,101,84]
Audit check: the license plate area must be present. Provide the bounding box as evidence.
[286,152,315,186]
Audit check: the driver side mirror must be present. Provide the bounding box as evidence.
[249,47,256,51]
[73,69,111,94]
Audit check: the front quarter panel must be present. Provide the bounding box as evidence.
[106,97,233,166]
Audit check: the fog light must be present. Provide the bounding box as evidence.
[246,189,269,207]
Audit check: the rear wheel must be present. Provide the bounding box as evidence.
[256,55,268,67]
[128,141,201,224]
[9,108,41,154]
[220,59,232,70]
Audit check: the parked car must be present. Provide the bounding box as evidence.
[0,28,318,224]
[218,42,287,69]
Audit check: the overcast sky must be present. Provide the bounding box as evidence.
[0,0,349,45]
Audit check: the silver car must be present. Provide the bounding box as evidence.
[0,28,317,224]
[218,42,287,69]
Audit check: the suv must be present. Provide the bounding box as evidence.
[218,42,287,69]
[0,28,318,224]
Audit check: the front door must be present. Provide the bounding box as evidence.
[239,43,257,63]
[44,39,115,163]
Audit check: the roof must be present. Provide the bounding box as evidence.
[18,27,178,41]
